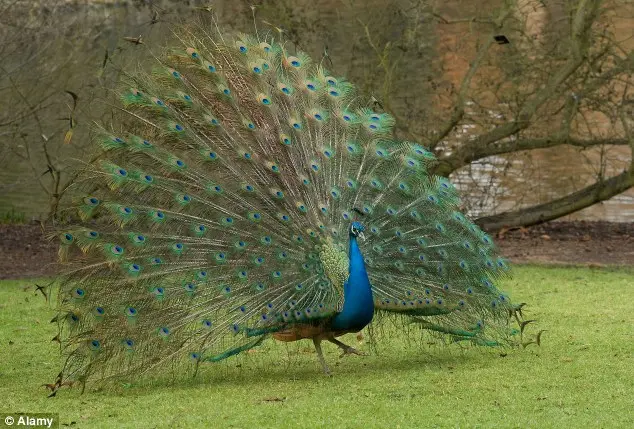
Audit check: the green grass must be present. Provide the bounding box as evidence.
[1,266,632,428]
[0,207,26,224]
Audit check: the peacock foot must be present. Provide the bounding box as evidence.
[339,346,366,358]
[327,337,367,358]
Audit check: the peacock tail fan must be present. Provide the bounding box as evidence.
[52,16,520,389]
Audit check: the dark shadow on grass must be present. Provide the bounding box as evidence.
[86,341,502,397]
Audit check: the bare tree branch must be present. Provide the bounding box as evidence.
[474,136,631,157]
[433,0,607,176]
[427,6,513,151]
[476,168,634,230]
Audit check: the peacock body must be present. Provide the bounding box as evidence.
[53,19,520,389]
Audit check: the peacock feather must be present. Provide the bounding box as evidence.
[52,18,522,389]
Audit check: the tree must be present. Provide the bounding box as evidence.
[244,0,634,230]
[0,0,198,221]
[0,0,118,219]
[421,0,634,230]
[2,0,632,231]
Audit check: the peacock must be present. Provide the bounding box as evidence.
[51,17,524,392]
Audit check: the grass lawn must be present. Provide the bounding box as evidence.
[1,266,632,428]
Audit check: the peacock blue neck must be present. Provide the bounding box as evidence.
[330,234,375,332]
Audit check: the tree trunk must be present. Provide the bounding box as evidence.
[475,169,634,232]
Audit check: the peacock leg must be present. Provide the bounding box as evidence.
[312,338,332,376]
[328,337,366,357]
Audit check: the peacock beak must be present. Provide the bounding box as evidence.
[358,231,366,241]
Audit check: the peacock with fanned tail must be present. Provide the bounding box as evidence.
[52,19,527,391]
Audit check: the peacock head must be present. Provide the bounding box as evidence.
[350,222,366,240]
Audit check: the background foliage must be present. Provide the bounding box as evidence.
[1,0,633,229]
